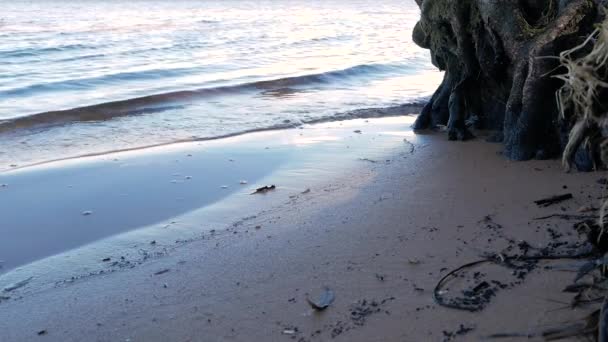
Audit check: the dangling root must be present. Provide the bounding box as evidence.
[562,119,592,171]
[558,13,608,241]
[558,16,608,171]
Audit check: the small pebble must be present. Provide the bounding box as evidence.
[240,180,248,184]
[82,211,93,216]
[221,185,228,189]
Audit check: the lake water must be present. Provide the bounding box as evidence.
[0,0,441,169]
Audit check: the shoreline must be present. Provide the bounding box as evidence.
[0,116,418,277]
[0,102,427,172]
[1,115,605,340]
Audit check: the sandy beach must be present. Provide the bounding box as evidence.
[6,0,608,340]
[0,115,604,341]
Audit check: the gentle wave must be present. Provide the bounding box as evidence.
[0,63,408,132]
[1,66,208,97]
[4,102,425,172]
[0,43,96,58]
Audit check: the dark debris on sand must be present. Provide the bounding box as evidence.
[433,182,608,340]
[306,287,335,311]
[326,297,395,339]
[252,185,276,194]
[154,269,170,275]
[283,296,395,340]
[442,324,475,341]
[534,193,573,207]
[434,212,595,314]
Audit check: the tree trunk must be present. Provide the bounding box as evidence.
[412,0,599,162]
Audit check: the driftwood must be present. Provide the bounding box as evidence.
[534,193,573,207]
[251,185,276,194]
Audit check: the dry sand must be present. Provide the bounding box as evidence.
[0,116,605,341]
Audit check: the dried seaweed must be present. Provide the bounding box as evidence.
[434,252,593,312]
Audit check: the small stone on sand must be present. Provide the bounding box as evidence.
[82,211,93,216]
[240,180,248,184]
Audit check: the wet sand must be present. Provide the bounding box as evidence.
[0,116,605,341]
[0,116,417,273]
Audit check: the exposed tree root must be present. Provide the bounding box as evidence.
[413,0,598,162]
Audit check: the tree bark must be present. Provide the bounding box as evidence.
[412,0,598,162]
